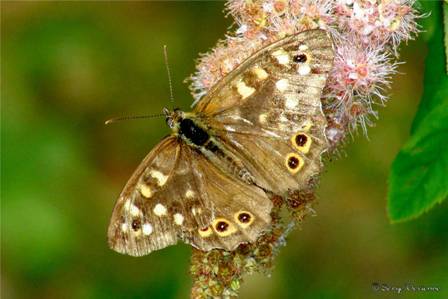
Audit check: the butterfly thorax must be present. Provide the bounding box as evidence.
[165,108,255,185]
[166,109,210,147]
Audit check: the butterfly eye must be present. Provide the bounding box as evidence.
[293,54,307,63]
[285,153,304,174]
[166,118,174,128]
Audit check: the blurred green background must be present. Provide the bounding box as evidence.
[2,2,447,299]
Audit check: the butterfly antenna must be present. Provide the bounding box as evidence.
[105,113,165,125]
[163,45,175,109]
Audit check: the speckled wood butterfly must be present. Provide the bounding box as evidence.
[108,29,334,256]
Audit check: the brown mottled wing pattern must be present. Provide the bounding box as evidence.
[109,30,333,256]
[185,144,272,251]
[108,137,272,256]
[194,29,334,195]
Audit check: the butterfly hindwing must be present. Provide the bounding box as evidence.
[183,145,272,251]
[194,29,334,195]
[108,137,272,256]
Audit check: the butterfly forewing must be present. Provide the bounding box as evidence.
[194,29,334,195]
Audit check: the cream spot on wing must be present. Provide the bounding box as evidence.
[124,200,131,211]
[298,64,311,75]
[236,81,255,99]
[139,184,152,198]
[150,170,168,186]
[301,119,313,131]
[173,213,184,226]
[275,79,289,92]
[198,227,213,237]
[285,94,299,109]
[278,123,288,130]
[258,113,268,124]
[192,207,202,216]
[153,203,167,216]
[252,66,269,80]
[299,44,308,51]
[142,223,153,235]
[130,204,141,217]
[132,230,142,237]
[185,190,195,199]
[121,223,128,232]
[272,49,290,65]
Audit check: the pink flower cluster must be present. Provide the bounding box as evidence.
[334,0,417,49]
[189,0,420,145]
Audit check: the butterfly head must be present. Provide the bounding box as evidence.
[163,107,184,130]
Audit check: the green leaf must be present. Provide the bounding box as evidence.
[388,106,448,222]
[412,2,446,132]
[388,3,448,222]
[444,3,448,73]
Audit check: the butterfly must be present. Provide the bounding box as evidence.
[108,29,334,256]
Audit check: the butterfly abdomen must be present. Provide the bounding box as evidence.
[201,138,255,185]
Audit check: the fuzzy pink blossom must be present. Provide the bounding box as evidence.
[325,36,398,134]
[190,0,420,141]
[334,0,420,50]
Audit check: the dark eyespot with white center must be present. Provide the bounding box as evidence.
[238,213,251,223]
[212,218,237,237]
[131,219,141,231]
[291,132,312,153]
[285,153,304,174]
[234,211,254,228]
[295,134,308,146]
[293,54,307,63]
[216,221,229,232]
[288,156,299,168]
